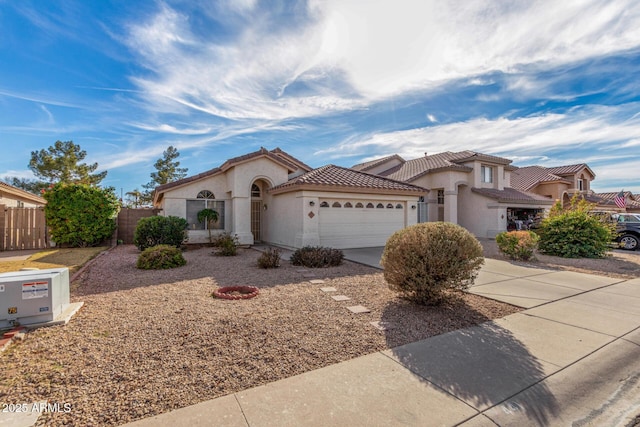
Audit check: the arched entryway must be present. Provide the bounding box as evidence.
[250,180,266,242]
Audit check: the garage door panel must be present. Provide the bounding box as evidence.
[318,203,406,249]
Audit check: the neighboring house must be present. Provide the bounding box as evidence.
[0,181,46,208]
[153,148,426,249]
[511,164,640,213]
[354,151,554,238]
[593,191,640,213]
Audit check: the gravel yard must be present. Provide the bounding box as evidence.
[1,245,518,426]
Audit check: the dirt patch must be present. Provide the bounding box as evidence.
[0,245,519,426]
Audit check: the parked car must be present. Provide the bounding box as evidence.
[612,214,640,250]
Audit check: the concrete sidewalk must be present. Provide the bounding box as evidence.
[121,257,640,427]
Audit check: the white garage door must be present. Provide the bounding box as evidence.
[318,200,406,249]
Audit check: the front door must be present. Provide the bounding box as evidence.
[251,200,261,242]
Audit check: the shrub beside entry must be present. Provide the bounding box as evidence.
[290,246,344,268]
[381,222,484,305]
[257,247,281,269]
[137,244,186,270]
[496,230,539,261]
[134,215,188,251]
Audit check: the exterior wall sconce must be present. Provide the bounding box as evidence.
[309,201,315,206]
[263,204,268,211]
[411,205,417,209]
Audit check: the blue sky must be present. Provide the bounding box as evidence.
[1,0,640,196]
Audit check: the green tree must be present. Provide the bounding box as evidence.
[1,176,48,195]
[537,194,615,258]
[141,146,188,205]
[29,140,107,185]
[43,183,119,247]
[197,208,219,243]
[125,189,144,208]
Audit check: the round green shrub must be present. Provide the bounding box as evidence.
[290,246,344,268]
[538,198,614,258]
[381,222,484,305]
[496,230,539,261]
[134,215,188,250]
[136,244,186,269]
[43,183,119,247]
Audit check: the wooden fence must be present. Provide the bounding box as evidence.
[116,208,160,244]
[0,205,48,251]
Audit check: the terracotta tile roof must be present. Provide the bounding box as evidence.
[154,147,305,196]
[471,187,555,204]
[510,166,571,191]
[379,152,474,181]
[0,181,46,205]
[590,192,640,209]
[351,154,405,172]
[546,164,593,176]
[269,165,427,194]
[374,150,513,182]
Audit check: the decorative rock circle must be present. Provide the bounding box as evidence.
[213,286,259,300]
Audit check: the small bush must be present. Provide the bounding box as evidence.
[381,222,484,305]
[257,247,281,269]
[213,233,239,256]
[134,216,188,251]
[291,246,344,268]
[137,244,186,270]
[496,230,539,261]
[538,196,615,258]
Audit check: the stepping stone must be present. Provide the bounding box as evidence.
[331,295,351,301]
[320,287,337,292]
[309,279,325,284]
[347,305,371,314]
[370,321,395,331]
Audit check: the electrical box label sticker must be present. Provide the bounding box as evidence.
[0,285,4,292]
[22,281,49,299]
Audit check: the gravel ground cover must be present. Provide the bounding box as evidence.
[1,245,518,426]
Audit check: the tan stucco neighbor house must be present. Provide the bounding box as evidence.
[153,148,426,249]
[0,181,46,208]
[353,151,554,238]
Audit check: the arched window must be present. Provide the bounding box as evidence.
[355,202,364,208]
[386,203,394,208]
[376,203,384,208]
[320,201,329,207]
[344,202,353,208]
[395,204,403,209]
[188,190,224,230]
[366,203,374,208]
[332,202,342,208]
[251,183,261,198]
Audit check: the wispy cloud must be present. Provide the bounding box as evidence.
[0,89,81,108]
[320,103,640,158]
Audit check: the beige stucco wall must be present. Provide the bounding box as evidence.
[264,190,420,249]
[457,187,506,238]
[0,197,42,208]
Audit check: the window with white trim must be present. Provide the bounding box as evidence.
[481,165,493,183]
[186,190,224,230]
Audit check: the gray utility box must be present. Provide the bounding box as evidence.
[0,268,70,328]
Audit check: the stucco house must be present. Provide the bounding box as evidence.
[153,148,426,249]
[511,164,640,213]
[154,148,554,248]
[353,151,554,237]
[0,181,46,208]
